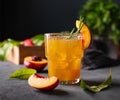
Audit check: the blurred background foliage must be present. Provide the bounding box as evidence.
[79,0,120,44]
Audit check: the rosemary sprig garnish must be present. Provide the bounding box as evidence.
[75,16,84,35]
[68,16,85,39]
[70,28,75,35]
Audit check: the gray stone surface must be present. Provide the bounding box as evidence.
[0,61,120,100]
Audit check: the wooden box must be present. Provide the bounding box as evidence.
[6,45,45,65]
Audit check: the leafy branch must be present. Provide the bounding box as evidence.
[79,0,120,43]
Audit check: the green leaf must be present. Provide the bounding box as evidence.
[31,34,44,46]
[0,39,21,60]
[9,68,37,80]
[80,68,112,93]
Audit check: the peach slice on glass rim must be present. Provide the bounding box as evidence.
[24,56,47,71]
[76,20,92,49]
[28,74,59,90]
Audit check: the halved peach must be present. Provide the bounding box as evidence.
[28,74,59,90]
[24,56,47,71]
[76,20,92,49]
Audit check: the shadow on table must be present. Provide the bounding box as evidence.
[37,69,48,73]
[35,88,69,96]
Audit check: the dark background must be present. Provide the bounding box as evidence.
[0,0,120,41]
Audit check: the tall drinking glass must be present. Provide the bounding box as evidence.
[44,33,84,84]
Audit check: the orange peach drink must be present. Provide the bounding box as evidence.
[45,20,91,84]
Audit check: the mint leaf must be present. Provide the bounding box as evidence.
[9,68,37,80]
[80,68,112,92]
